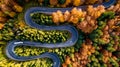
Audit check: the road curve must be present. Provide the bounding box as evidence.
[24,7,79,48]
[6,41,60,67]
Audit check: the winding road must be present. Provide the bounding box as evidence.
[5,0,116,67]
